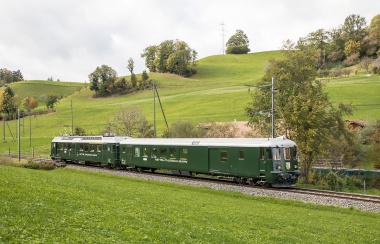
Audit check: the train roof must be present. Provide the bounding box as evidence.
[51,136,130,143]
[120,136,296,148]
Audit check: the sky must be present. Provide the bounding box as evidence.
[0,0,378,82]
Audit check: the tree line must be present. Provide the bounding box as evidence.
[297,14,380,75]
[0,86,60,120]
[245,13,380,182]
[0,68,24,86]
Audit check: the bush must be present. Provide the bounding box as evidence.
[0,156,18,166]
[344,176,363,190]
[23,160,55,170]
[226,45,250,54]
[326,171,344,191]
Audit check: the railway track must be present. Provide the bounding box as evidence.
[283,187,380,204]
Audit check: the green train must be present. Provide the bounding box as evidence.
[51,136,300,187]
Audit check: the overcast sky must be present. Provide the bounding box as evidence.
[0,0,378,82]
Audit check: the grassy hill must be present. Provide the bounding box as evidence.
[0,50,379,157]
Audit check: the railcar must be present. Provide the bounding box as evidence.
[50,136,130,167]
[119,136,300,187]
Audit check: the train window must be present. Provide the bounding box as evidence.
[179,148,187,159]
[68,144,71,150]
[260,148,264,160]
[151,148,158,158]
[273,148,281,160]
[127,147,132,155]
[90,145,95,152]
[84,144,89,152]
[169,148,177,158]
[79,144,83,151]
[221,151,228,163]
[238,150,244,160]
[142,147,148,157]
[293,146,298,159]
[266,148,272,159]
[134,147,141,157]
[111,145,116,152]
[97,145,102,152]
[284,148,291,160]
[160,148,167,159]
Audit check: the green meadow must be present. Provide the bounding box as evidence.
[0,51,379,157]
[1,165,379,243]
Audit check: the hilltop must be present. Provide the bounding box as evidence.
[1,51,379,157]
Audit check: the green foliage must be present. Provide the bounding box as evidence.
[226,45,250,54]
[164,120,205,138]
[326,171,344,191]
[141,70,149,82]
[344,40,361,57]
[88,65,118,97]
[127,57,134,75]
[45,95,59,109]
[246,44,353,181]
[74,126,86,136]
[0,87,18,118]
[366,120,380,169]
[342,14,367,43]
[226,29,250,54]
[104,106,154,137]
[1,166,379,243]
[0,68,23,85]
[141,39,198,77]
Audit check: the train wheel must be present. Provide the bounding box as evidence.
[136,167,143,172]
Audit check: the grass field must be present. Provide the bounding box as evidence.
[0,51,379,158]
[1,165,379,243]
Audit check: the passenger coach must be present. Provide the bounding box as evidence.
[51,136,130,166]
[119,136,299,187]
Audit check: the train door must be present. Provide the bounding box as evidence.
[272,147,284,172]
[51,142,58,158]
[209,148,231,174]
[101,144,108,165]
[260,148,273,172]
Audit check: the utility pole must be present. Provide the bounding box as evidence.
[271,77,275,138]
[245,77,276,138]
[71,100,73,135]
[153,80,156,138]
[18,109,20,161]
[152,80,169,138]
[219,21,227,55]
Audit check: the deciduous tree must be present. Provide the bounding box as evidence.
[105,106,154,137]
[245,42,353,182]
[22,95,38,112]
[226,29,250,54]
[141,39,197,77]
[45,95,59,109]
[88,65,118,97]
[0,87,18,118]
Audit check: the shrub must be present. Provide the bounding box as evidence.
[23,160,55,170]
[345,176,363,190]
[326,171,344,191]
